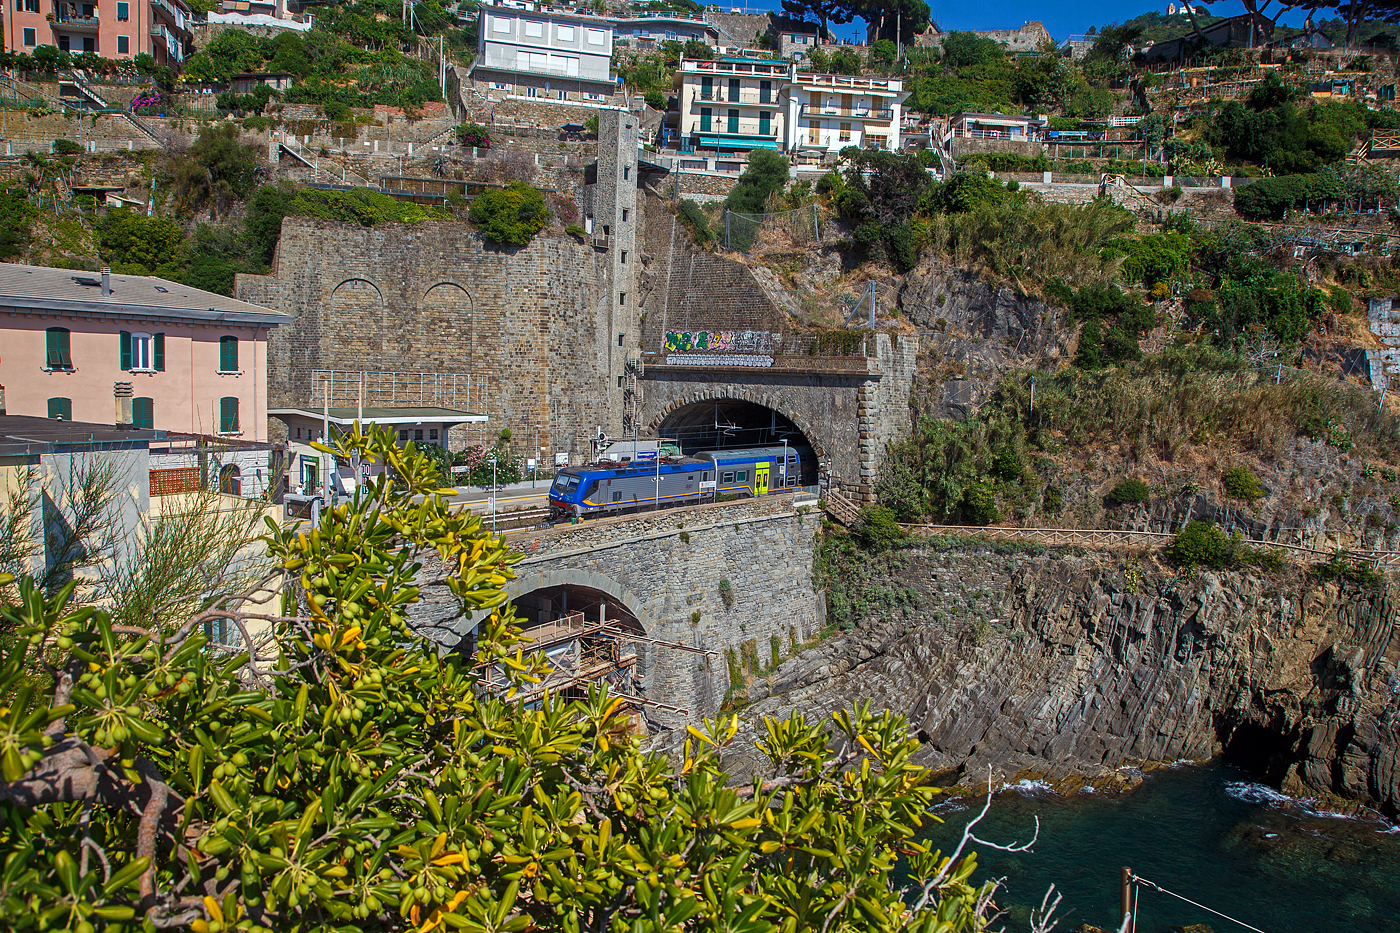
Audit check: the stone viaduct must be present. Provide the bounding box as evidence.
[417,495,824,726]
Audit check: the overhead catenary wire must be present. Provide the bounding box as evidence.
[1132,875,1272,933]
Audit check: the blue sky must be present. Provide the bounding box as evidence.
[737,1,1313,44]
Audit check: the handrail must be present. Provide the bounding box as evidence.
[899,523,1400,567]
[800,103,893,119]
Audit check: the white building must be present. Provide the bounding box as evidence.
[784,71,907,159]
[471,3,615,102]
[676,56,790,153]
[268,406,486,498]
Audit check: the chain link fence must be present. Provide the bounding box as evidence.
[722,204,830,253]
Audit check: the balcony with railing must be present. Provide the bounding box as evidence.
[53,4,100,28]
[698,90,779,106]
[792,72,901,93]
[799,102,894,120]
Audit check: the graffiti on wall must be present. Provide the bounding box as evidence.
[664,331,782,354]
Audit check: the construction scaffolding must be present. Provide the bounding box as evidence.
[474,609,717,719]
[309,370,494,445]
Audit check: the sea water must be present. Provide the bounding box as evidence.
[910,761,1400,933]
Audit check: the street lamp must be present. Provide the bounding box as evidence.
[487,452,497,533]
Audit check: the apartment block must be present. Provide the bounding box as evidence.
[3,0,192,68]
[0,263,286,441]
[471,3,615,102]
[677,56,788,153]
[784,71,907,157]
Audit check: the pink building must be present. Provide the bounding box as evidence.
[3,0,193,70]
[0,263,286,441]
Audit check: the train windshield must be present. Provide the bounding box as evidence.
[552,473,581,492]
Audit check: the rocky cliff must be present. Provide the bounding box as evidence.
[720,541,1400,818]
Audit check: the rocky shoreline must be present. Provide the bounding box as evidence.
[710,541,1400,819]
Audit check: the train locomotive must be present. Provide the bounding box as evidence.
[548,445,813,521]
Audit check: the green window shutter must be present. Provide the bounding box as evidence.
[220,336,238,372]
[133,397,153,430]
[700,107,710,132]
[154,332,164,371]
[120,331,131,371]
[47,397,71,420]
[728,109,739,133]
[759,111,770,135]
[46,328,71,369]
[220,397,239,433]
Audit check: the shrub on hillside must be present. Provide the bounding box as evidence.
[1105,478,1151,507]
[454,122,491,148]
[1223,465,1265,501]
[468,180,549,246]
[1166,520,1235,568]
[961,482,1000,525]
[677,198,713,245]
[854,504,906,550]
[1234,173,1342,220]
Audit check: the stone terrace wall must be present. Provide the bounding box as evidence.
[0,111,158,152]
[637,192,783,345]
[236,218,620,459]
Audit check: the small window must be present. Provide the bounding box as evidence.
[722,472,734,483]
[219,464,241,496]
[612,491,622,502]
[492,15,511,32]
[430,429,439,441]
[133,397,153,429]
[623,165,630,181]
[414,429,424,441]
[622,208,629,222]
[621,250,627,264]
[399,430,409,442]
[116,1,128,19]
[736,470,748,483]
[526,87,538,98]
[22,27,35,47]
[117,36,129,55]
[618,333,625,347]
[617,375,625,388]
[296,427,302,439]
[219,335,239,372]
[47,397,72,421]
[619,291,626,306]
[218,397,239,434]
[524,20,543,37]
[557,24,574,41]
[46,327,72,369]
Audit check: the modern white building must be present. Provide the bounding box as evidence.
[609,14,717,52]
[471,3,615,102]
[784,71,907,157]
[676,56,789,153]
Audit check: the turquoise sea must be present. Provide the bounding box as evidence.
[911,762,1400,933]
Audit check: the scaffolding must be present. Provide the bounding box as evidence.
[475,609,717,717]
[309,370,493,445]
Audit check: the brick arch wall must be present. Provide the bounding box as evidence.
[420,282,476,371]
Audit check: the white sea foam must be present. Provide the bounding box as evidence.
[1005,778,1056,796]
[1225,781,1397,829]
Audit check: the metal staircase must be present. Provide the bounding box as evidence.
[622,349,643,437]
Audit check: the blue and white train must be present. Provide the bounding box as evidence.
[547,445,812,521]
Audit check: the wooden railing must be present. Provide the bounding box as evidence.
[899,523,1400,567]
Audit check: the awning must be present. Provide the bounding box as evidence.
[696,134,779,151]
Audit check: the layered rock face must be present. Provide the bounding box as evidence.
[722,545,1400,818]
